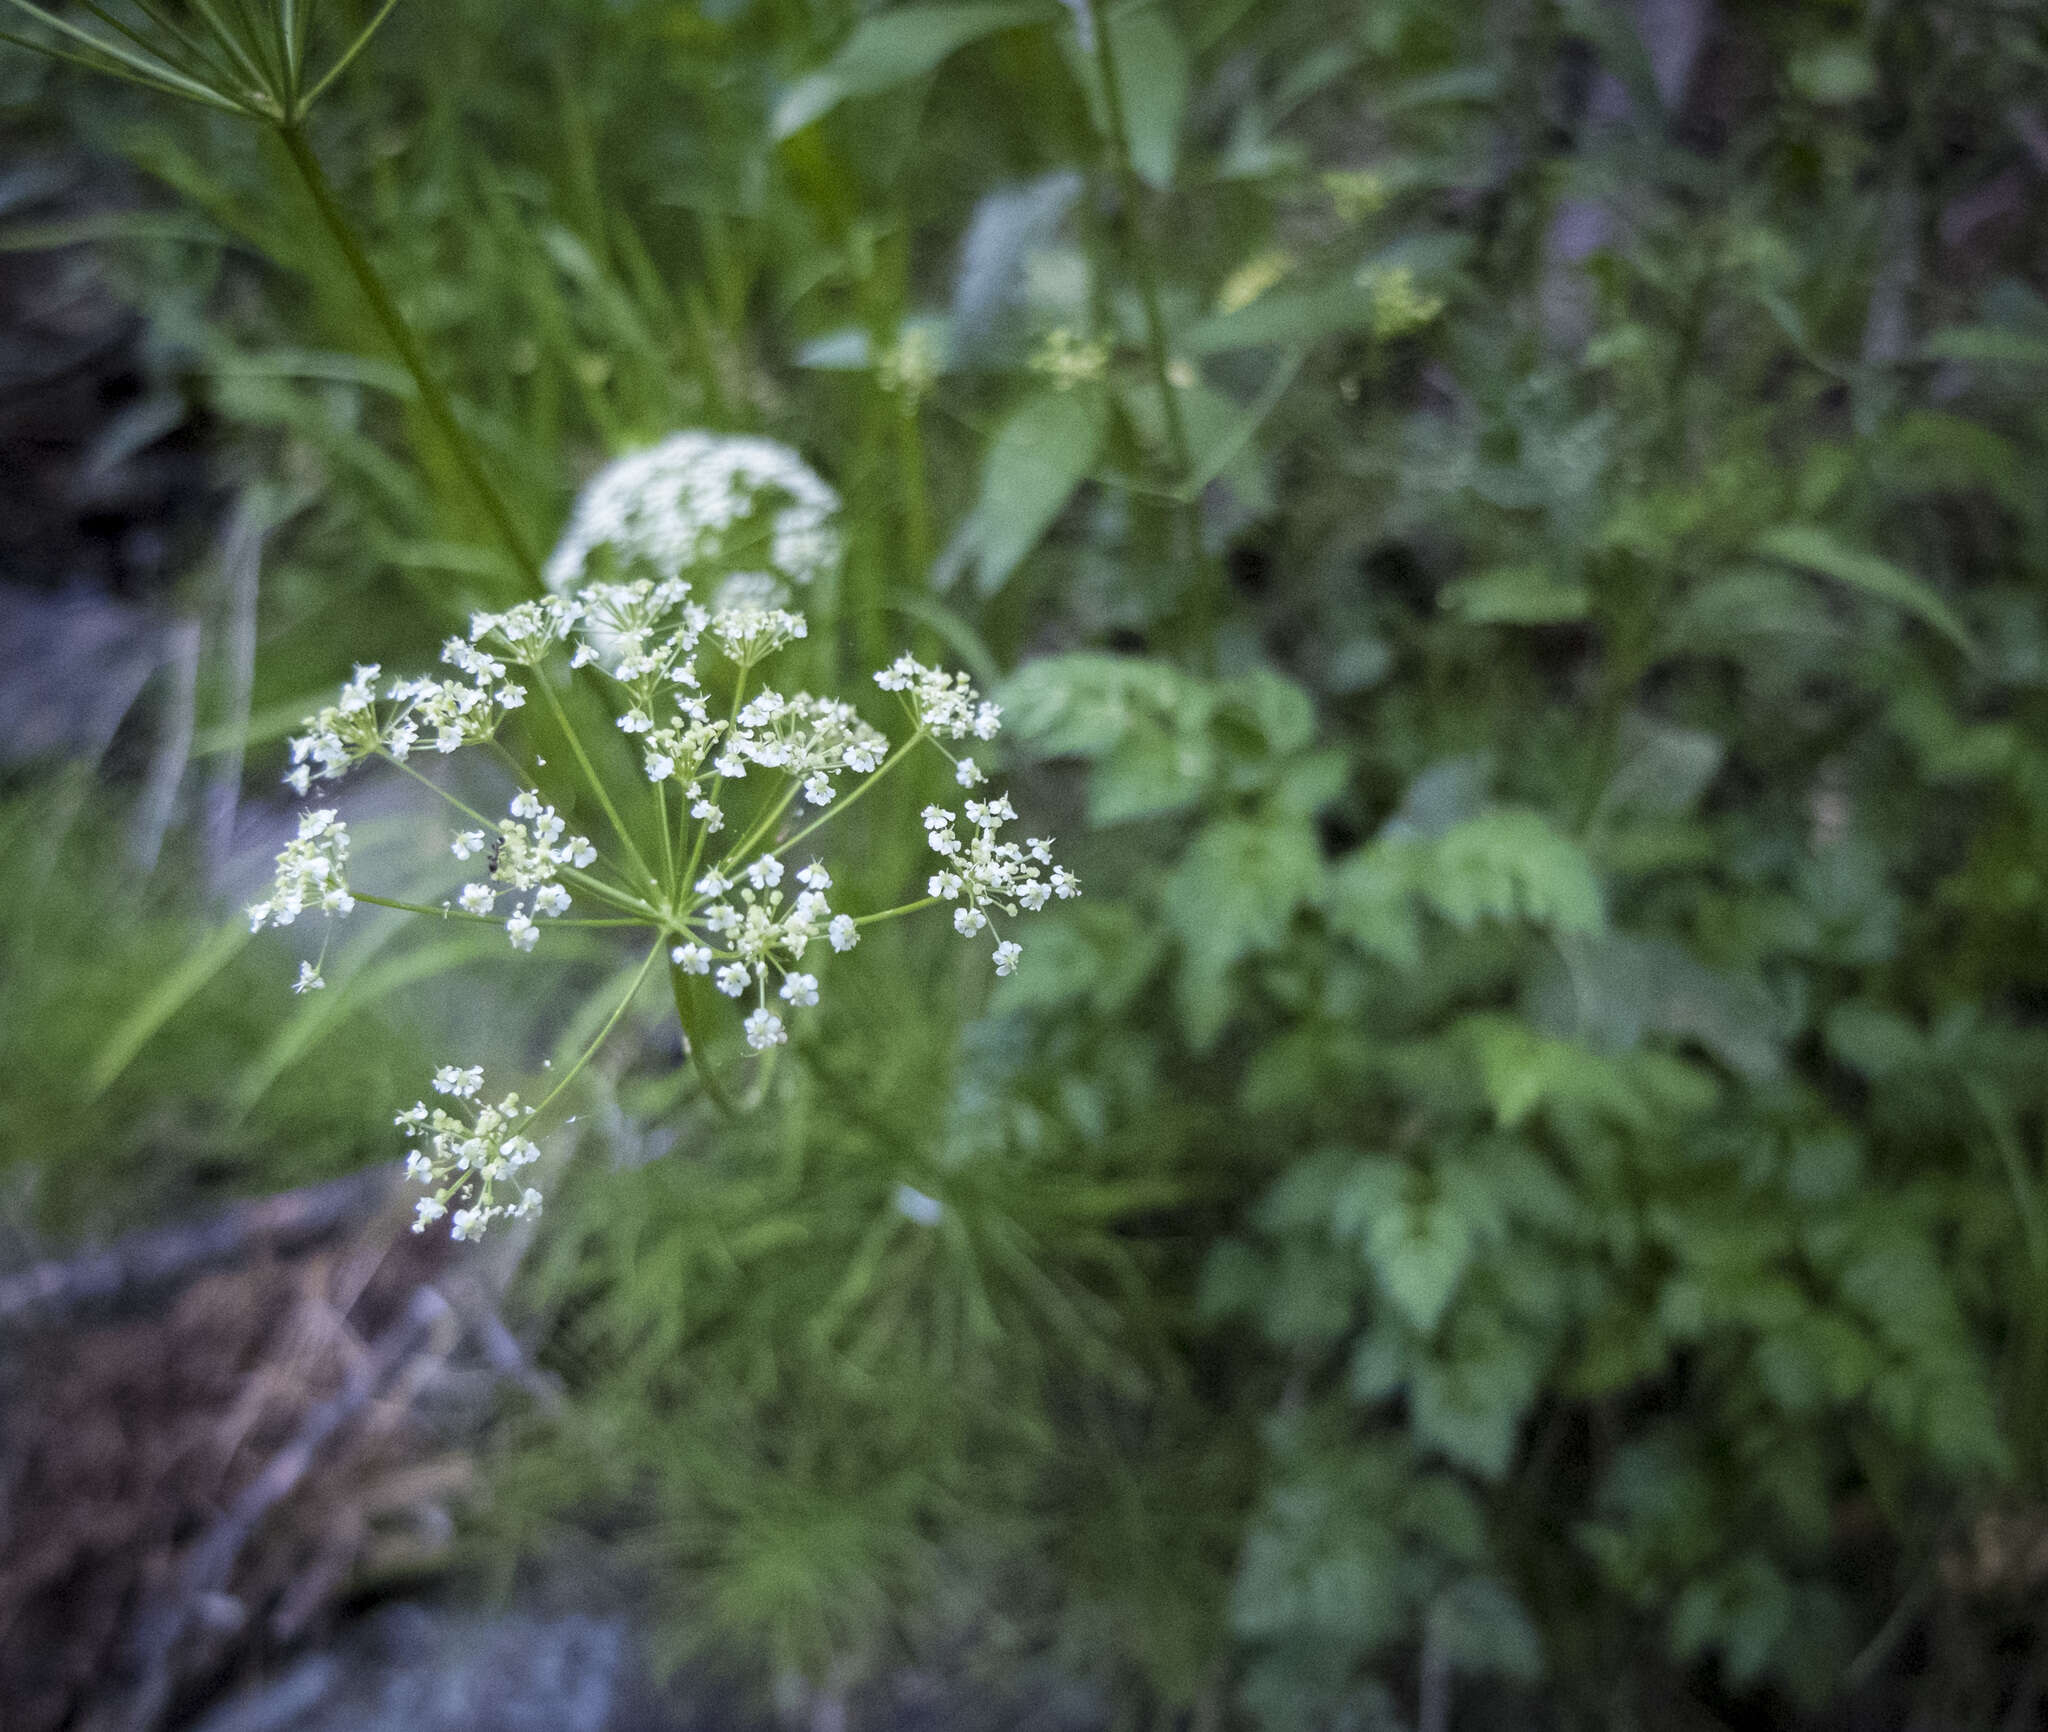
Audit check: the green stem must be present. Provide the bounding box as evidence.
[275,120,542,587]
[683,664,751,891]
[856,895,938,928]
[1089,0,1190,480]
[898,400,933,578]
[654,777,676,897]
[352,890,646,928]
[531,937,665,1123]
[770,731,925,862]
[670,958,738,1118]
[380,753,661,918]
[721,777,803,874]
[535,671,660,895]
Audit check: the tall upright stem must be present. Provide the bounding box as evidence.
[1089,1,1190,480]
[276,121,543,590]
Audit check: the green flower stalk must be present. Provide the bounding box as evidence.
[0,0,543,586]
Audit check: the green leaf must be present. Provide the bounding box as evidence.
[1165,815,1326,1046]
[1183,279,1382,355]
[1756,523,1974,655]
[1327,840,1426,971]
[1366,1194,1473,1334]
[1443,564,1590,625]
[1427,1578,1543,1682]
[1091,722,1213,824]
[772,2,1051,139]
[1426,809,1605,936]
[997,651,1203,758]
[974,386,1109,592]
[1106,2,1188,190]
[87,919,249,1096]
[1921,325,2048,369]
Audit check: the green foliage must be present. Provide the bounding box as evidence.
[12,0,2048,1723]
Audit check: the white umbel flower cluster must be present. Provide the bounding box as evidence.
[255,434,1078,1240]
[920,797,1078,972]
[396,1066,543,1239]
[248,808,354,930]
[545,432,842,609]
[284,641,528,795]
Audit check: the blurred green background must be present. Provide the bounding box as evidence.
[6,0,2048,1725]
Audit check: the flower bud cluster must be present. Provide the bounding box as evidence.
[396,1065,542,1239]
[248,809,354,930]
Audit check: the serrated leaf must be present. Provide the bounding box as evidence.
[1327,840,1426,971]
[1090,720,1213,824]
[772,2,1050,139]
[1756,523,1974,655]
[1426,809,1605,936]
[1166,815,1326,1046]
[975,386,1108,591]
[997,651,1201,758]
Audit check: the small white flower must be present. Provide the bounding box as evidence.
[506,911,539,951]
[434,1064,485,1098]
[803,772,835,806]
[715,962,751,997]
[1051,866,1081,899]
[954,906,987,936]
[671,942,713,973]
[696,869,732,897]
[452,830,487,860]
[893,1183,944,1226]
[829,915,859,952]
[747,854,785,890]
[646,752,675,781]
[929,871,963,900]
[569,837,598,868]
[458,883,497,915]
[743,1007,788,1050]
[796,860,832,891]
[413,1197,447,1231]
[293,961,326,994]
[779,972,819,1007]
[1027,837,1054,864]
[992,940,1022,976]
[954,757,983,788]
[534,884,572,917]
